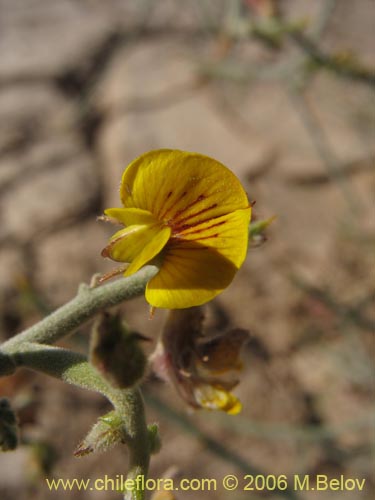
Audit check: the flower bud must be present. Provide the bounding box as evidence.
[147,423,162,455]
[74,411,124,457]
[248,216,276,247]
[90,312,148,389]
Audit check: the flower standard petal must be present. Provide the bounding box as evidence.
[173,207,251,268]
[145,208,251,308]
[119,150,249,225]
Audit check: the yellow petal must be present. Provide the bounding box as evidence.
[124,225,171,276]
[120,150,249,228]
[102,223,168,265]
[145,242,235,308]
[224,396,242,415]
[104,207,157,226]
[145,208,250,308]
[194,385,242,415]
[175,207,251,268]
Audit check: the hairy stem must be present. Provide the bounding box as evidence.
[10,342,150,500]
[1,265,158,355]
[0,267,158,499]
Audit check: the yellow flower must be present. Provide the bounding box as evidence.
[150,307,249,415]
[192,384,243,415]
[101,149,251,309]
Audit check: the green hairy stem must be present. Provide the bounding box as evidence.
[0,266,159,500]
